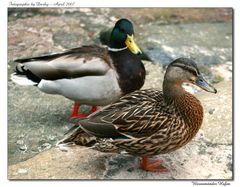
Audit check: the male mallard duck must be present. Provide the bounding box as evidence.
[11,18,145,118]
[99,28,152,61]
[57,58,217,172]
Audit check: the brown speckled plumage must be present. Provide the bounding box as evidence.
[58,58,217,159]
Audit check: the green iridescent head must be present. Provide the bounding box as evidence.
[110,18,141,54]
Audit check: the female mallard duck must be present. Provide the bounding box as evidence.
[11,18,145,118]
[57,58,217,172]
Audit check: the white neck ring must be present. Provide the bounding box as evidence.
[108,46,128,52]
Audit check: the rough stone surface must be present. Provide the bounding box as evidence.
[8,146,107,179]
[198,81,232,145]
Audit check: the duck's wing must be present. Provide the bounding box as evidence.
[14,45,112,80]
[78,89,176,139]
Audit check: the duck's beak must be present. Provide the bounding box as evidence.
[125,34,142,55]
[195,75,217,94]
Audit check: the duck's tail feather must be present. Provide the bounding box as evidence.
[56,124,97,147]
[56,124,122,153]
[11,64,41,86]
[10,73,38,86]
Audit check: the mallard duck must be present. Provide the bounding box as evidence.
[99,28,152,61]
[57,58,217,172]
[10,18,145,118]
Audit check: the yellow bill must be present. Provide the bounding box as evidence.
[125,34,142,54]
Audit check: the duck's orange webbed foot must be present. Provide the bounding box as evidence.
[71,103,98,118]
[140,156,168,172]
